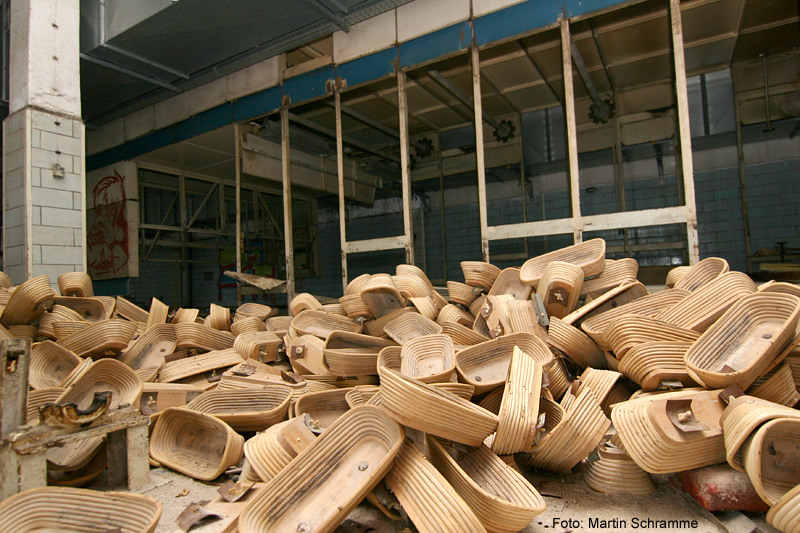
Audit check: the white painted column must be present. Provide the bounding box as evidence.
[3,0,85,286]
[669,0,700,265]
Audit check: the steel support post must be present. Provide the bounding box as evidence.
[670,0,700,264]
[335,88,349,293]
[281,104,296,302]
[471,46,490,262]
[235,123,243,306]
[561,17,583,244]
[397,70,415,264]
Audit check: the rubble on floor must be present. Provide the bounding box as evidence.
[0,241,798,533]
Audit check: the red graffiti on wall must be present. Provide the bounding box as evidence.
[87,170,129,278]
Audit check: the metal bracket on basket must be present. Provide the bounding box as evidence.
[532,293,549,327]
[666,399,708,432]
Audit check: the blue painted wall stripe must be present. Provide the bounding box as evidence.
[88,0,624,173]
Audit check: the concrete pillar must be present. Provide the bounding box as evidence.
[3,0,85,286]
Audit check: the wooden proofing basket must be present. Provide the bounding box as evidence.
[767,483,800,533]
[685,292,800,390]
[0,487,161,533]
[149,407,244,481]
[427,436,546,533]
[239,405,403,533]
[519,238,606,287]
[243,416,317,482]
[185,387,292,431]
[378,363,497,446]
[741,417,800,506]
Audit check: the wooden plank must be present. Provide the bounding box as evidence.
[10,408,149,455]
[1,339,30,440]
[17,453,46,492]
[126,424,150,490]
[235,123,243,307]
[107,429,129,489]
[0,444,21,501]
[223,271,286,292]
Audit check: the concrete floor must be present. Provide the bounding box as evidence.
[91,463,779,533]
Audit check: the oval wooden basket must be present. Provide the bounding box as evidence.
[323,330,396,376]
[379,363,497,446]
[766,482,800,533]
[673,256,729,292]
[185,387,292,431]
[603,314,700,361]
[243,416,317,482]
[384,440,486,533]
[520,238,606,287]
[174,323,235,351]
[582,440,655,495]
[685,292,800,390]
[580,288,691,349]
[57,272,94,298]
[461,261,501,290]
[360,273,406,318]
[399,334,456,383]
[230,316,266,336]
[581,258,639,299]
[37,304,84,340]
[427,435,546,533]
[537,261,584,319]
[293,387,351,428]
[289,293,323,317]
[0,487,162,533]
[29,341,81,390]
[1,275,54,326]
[655,271,757,332]
[741,417,800,506]
[528,388,610,474]
[291,309,363,339]
[563,281,649,327]
[455,332,553,394]
[48,358,143,470]
[447,281,479,306]
[363,307,417,338]
[440,321,488,347]
[339,294,374,320]
[719,394,800,472]
[611,389,726,474]
[150,407,244,481]
[665,265,692,289]
[235,302,273,320]
[121,323,177,370]
[238,405,403,533]
[157,348,244,383]
[493,346,543,455]
[617,341,696,391]
[547,317,605,369]
[393,274,431,299]
[748,362,800,407]
[487,267,532,300]
[385,312,442,344]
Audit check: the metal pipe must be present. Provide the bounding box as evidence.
[568,33,603,108]
[735,97,753,273]
[428,69,501,130]
[80,53,180,92]
[762,55,774,132]
[288,112,400,163]
[333,102,428,153]
[300,0,350,31]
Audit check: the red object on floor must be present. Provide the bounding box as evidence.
[672,464,769,513]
